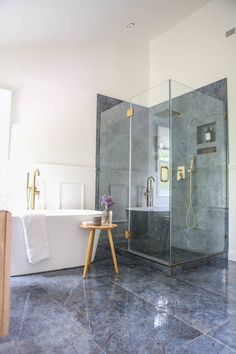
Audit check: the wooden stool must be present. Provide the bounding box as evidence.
[0,211,12,337]
[80,224,118,279]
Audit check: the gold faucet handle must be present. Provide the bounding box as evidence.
[35,189,40,195]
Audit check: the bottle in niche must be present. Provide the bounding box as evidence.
[205,126,212,143]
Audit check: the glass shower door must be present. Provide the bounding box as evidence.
[96,79,228,267]
[128,81,171,265]
[97,98,130,251]
[170,80,228,265]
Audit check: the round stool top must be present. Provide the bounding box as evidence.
[80,223,118,230]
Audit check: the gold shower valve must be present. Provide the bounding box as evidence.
[124,230,133,240]
[127,108,134,118]
[177,166,186,181]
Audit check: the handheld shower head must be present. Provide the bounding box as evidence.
[186,155,196,229]
[188,155,195,173]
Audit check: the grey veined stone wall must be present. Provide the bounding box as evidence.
[98,98,149,224]
[171,80,228,255]
[96,79,228,262]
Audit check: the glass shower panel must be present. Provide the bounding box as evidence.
[128,81,171,265]
[170,80,227,265]
[98,100,130,250]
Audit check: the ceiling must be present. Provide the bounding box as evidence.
[0,0,211,46]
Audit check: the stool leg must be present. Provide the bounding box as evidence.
[88,229,95,268]
[83,229,94,279]
[107,229,118,273]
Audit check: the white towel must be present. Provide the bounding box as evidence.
[21,214,50,264]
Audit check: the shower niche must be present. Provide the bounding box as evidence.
[197,122,216,145]
[96,79,228,272]
[196,122,217,155]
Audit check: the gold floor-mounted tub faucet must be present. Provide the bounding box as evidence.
[26,169,40,210]
[144,176,155,207]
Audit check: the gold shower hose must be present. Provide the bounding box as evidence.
[186,157,196,229]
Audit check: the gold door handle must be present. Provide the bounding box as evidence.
[160,166,169,182]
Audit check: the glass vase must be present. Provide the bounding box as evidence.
[102,207,112,225]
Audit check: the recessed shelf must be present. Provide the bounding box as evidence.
[197,122,216,145]
[197,146,216,155]
[197,141,216,149]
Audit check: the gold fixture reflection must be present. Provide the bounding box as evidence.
[124,230,133,240]
[26,169,40,210]
[144,176,155,207]
[127,108,134,118]
[177,166,185,181]
[160,166,169,182]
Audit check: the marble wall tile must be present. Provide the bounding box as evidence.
[96,79,228,266]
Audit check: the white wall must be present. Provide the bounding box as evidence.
[0,88,12,207]
[0,42,149,209]
[0,42,149,165]
[149,0,236,260]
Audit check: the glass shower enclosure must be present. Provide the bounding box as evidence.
[96,79,228,267]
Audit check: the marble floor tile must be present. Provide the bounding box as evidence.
[208,315,236,352]
[0,327,103,354]
[174,335,235,354]
[34,267,85,302]
[99,242,163,270]
[0,340,42,354]
[115,266,236,333]
[36,265,116,308]
[2,245,236,354]
[175,261,236,300]
[1,282,87,344]
[94,244,112,261]
[58,279,201,354]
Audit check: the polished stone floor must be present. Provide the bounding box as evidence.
[112,237,204,265]
[0,244,236,353]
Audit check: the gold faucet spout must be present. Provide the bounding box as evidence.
[145,176,155,207]
[31,169,40,209]
[26,172,31,210]
[33,169,40,178]
[26,169,41,210]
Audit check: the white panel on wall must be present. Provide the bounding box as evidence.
[37,182,46,209]
[60,183,85,209]
[6,162,95,211]
[33,163,95,210]
[45,182,60,209]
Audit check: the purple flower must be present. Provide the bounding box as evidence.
[101,194,114,210]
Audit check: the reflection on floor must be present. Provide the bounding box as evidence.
[112,237,204,265]
[0,243,235,353]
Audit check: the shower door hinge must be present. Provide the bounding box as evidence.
[124,230,133,240]
[127,108,134,118]
[224,112,228,120]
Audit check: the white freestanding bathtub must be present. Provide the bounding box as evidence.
[11,209,102,276]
